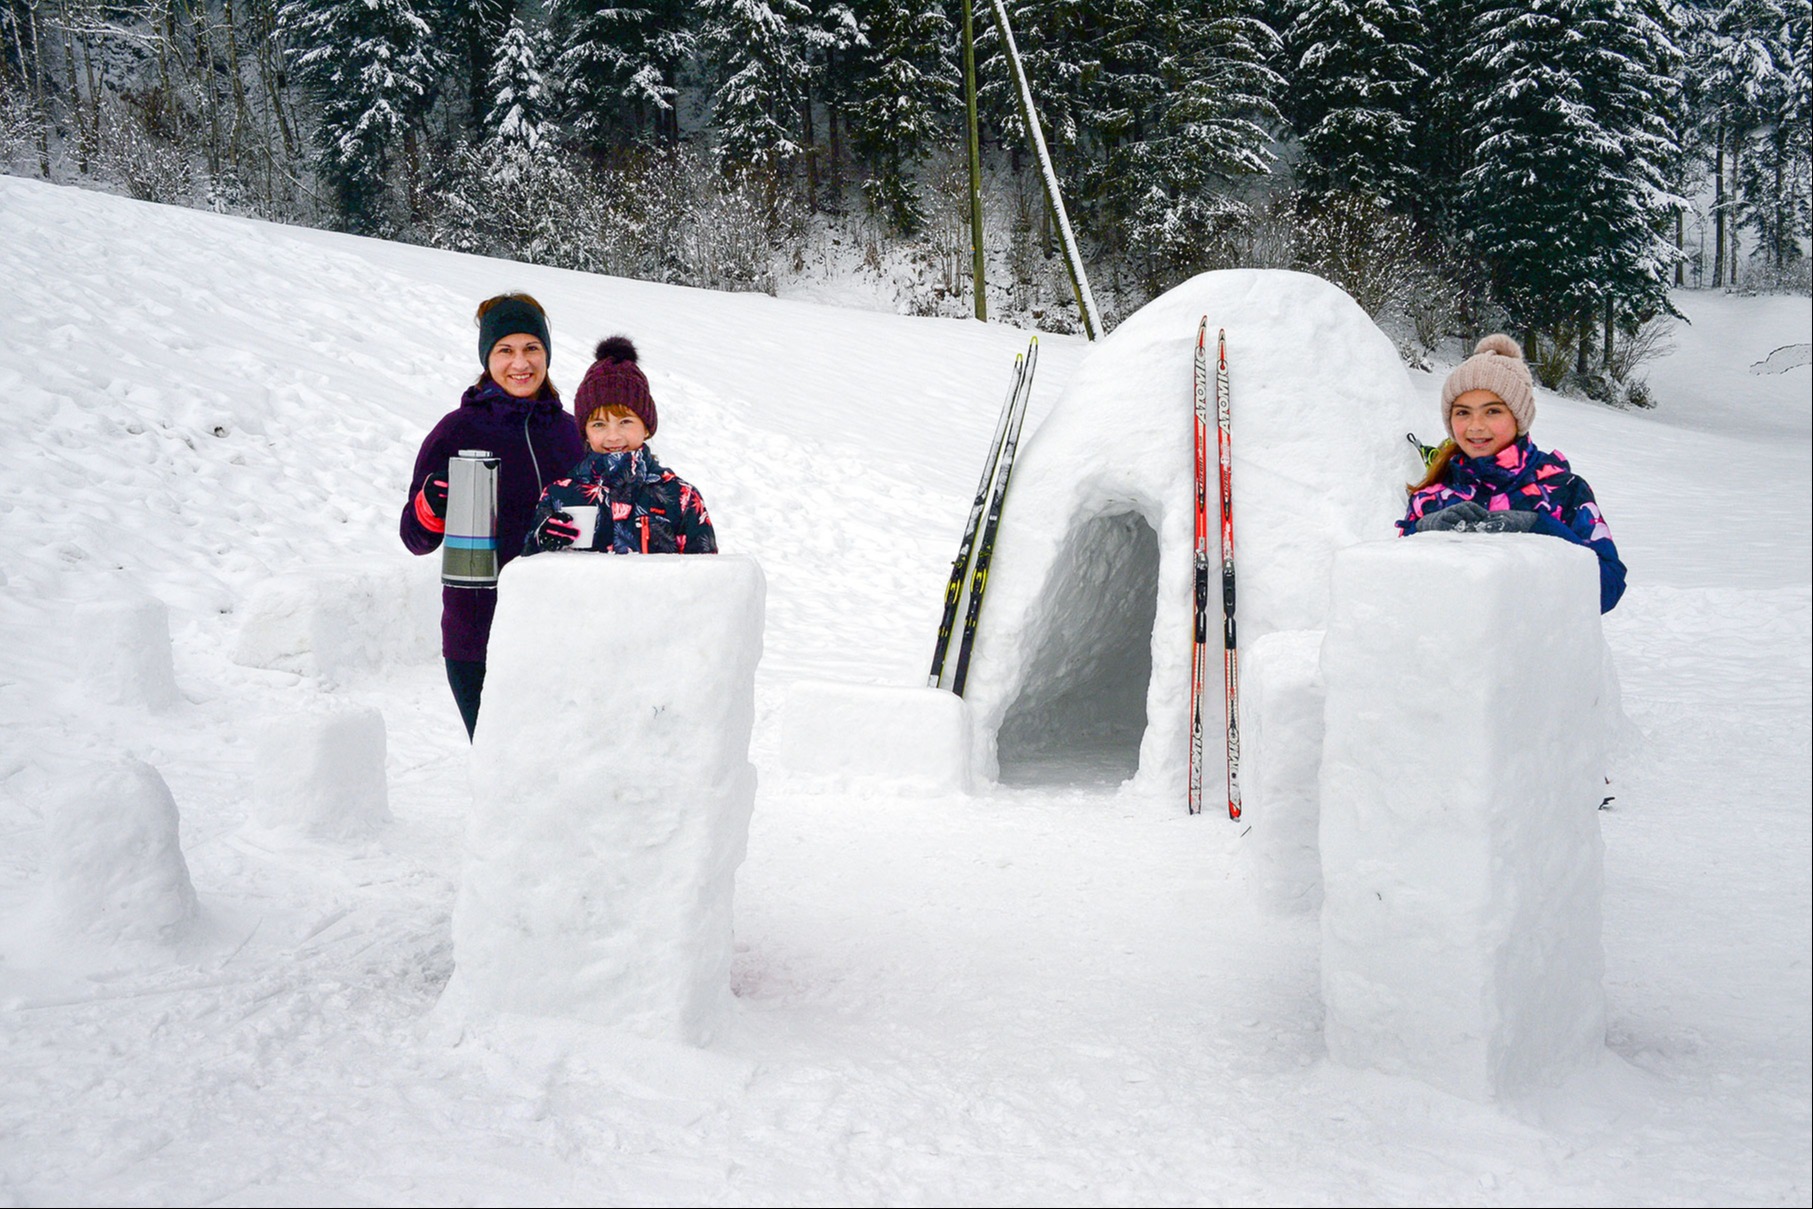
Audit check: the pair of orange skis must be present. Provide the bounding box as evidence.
[1191,319,1241,819]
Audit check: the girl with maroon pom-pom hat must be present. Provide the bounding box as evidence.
[521,336,717,559]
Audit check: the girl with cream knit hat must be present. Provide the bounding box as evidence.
[1400,334,1627,613]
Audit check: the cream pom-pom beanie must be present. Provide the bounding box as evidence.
[1441,333,1535,435]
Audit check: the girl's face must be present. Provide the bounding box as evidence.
[1449,389,1519,458]
[488,334,548,399]
[586,409,650,453]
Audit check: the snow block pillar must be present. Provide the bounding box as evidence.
[1318,535,1608,1101]
[446,554,764,1046]
[1241,630,1326,913]
[75,590,179,711]
[250,702,391,839]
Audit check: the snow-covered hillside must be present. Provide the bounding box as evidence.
[1,175,1808,1204]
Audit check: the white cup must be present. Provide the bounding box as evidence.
[562,505,599,550]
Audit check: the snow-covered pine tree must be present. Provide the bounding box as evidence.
[1411,0,1490,235]
[551,0,693,150]
[1098,0,1284,290]
[431,19,595,274]
[1715,0,1809,279]
[279,0,445,234]
[1765,0,1813,277]
[484,16,558,158]
[697,0,820,178]
[975,0,1093,181]
[445,0,513,138]
[1577,0,1686,366]
[843,0,957,233]
[1695,0,1794,283]
[1458,0,1681,359]
[1285,0,1427,207]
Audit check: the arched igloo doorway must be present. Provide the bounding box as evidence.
[996,509,1160,786]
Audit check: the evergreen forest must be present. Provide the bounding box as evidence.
[2,0,1808,396]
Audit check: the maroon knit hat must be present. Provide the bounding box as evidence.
[574,336,657,438]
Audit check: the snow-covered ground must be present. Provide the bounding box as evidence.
[1,175,1807,1205]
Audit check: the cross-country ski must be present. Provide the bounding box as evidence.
[929,341,1035,691]
[1215,328,1242,822]
[949,338,1037,698]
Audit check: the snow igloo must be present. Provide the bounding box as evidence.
[959,269,1426,796]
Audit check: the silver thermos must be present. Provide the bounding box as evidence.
[441,449,501,589]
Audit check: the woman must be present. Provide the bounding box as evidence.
[400,292,585,737]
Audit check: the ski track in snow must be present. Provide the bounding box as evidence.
[0,176,1808,1204]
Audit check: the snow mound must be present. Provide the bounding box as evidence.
[250,701,391,839]
[778,681,971,794]
[1749,343,1811,374]
[445,554,764,1045]
[957,269,1424,793]
[39,758,198,947]
[1319,535,1609,1100]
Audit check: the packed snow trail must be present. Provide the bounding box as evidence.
[0,177,1807,1204]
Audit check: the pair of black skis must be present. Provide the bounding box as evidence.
[928,337,1039,697]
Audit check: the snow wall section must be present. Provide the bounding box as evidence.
[444,553,764,1045]
[959,270,1425,794]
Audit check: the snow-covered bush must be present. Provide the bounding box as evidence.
[1290,191,1424,321]
[0,81,40,170]
[94,95,194,206]
[428,141,607,271]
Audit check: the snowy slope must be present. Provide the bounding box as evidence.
[0,176,1808,1205]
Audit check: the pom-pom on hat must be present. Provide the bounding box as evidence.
[1441,333,1535,435]
[574,336,657,438]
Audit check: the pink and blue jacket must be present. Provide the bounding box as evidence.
[1398,437,1627,613]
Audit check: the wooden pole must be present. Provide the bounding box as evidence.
[987,0,1101,339]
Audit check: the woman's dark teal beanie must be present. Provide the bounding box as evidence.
[478,297,551,366]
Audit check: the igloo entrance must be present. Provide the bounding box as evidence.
[996,510,1160,786]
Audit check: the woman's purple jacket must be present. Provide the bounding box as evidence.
[400,380,585,661]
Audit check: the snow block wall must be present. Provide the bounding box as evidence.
[42,758,197,945]
[778,681,971,794]
[1319,535,1609,1101]
[956,270,1424,793]
[250,703,391,839]
[446,554,764,1045]
[232,564,439,681]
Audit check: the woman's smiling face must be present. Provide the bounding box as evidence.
[487,333,548,399]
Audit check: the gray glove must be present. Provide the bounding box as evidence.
[1414,501,1489,532]
[1471,510,1540,534]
